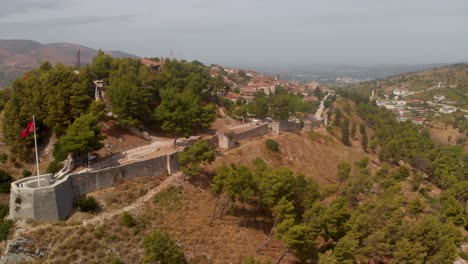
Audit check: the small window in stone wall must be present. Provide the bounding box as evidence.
[15,196,22,211]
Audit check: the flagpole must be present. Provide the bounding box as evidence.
[33,115,41,187]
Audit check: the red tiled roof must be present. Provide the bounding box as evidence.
[141,58,161,67]
[224,92,240,100]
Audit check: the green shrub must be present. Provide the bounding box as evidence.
[94,225,105,239]
[0,170,12,193]
[53,142,68,162]
[77,196,99,213]
[0,220,13,240]
[0,153,7,164]
[154,186,183,208]
[22,170,32,178]
[0,205,9,219]
[121,212,136,228]
[111,259,123,264]
[265,139,279,152]
[392,167,410,181]
[243,256,272,264]
[143,229,185,263]
[47,160,63,174]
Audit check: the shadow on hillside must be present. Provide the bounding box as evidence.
[90,153,126,170]
[187,171,215,190]
[232,205,275,235]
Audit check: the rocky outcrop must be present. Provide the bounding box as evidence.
[1,237,47,263]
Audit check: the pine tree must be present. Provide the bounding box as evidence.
[155,89,216,146]
[59,114,105,164]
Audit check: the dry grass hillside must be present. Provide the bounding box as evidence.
[211,130,369,185]
[0,123,377,263]
[427,120,468,152]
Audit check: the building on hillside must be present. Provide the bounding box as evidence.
[224,92,241,103]
[439,106,456,114]
[434,95,445,102]
[412,117,425,125]
[437,82,447,89]
[93,80,105,100]
[393,89,409,97]
[410,99,422,105]
[397,116,408,122]
[141,58,162,71]
[210,66,223,77]
[304,96,319,103]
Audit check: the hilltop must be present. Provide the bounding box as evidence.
[0,39,138,87]
[0,55,465,263]
[352,63,468,107]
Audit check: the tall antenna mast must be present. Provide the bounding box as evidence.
[76,48,81,69]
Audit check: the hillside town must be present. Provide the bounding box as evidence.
[372,86,464,126]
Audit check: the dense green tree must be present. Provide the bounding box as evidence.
[107,59,157,125]
[391,166,410,181]
[211,163,257,224]
[178,139,215,179]
[253,97,269,119]
[391,238,426,264]
[360,123,368,152]
[270,95,292,120]
[278,224,315,262]
[441,196,465,226]
[59,114,105,164]
[212,164,256,203]
[318,250,337,264]
[88,100,107,122]
[321,198,351,241]
[341,118,351,146]
[350,123,356,139]
[155,89,217,146]
[92,50,113,80]
[2,63,93,159]
[0,87,11,111]
[337,161,351,183]
[0,170,13,193]
[407,215,461,263]
[258,167,296,207]
[334,233,359,264]
[156,59,214,100]
[143,229,185,264]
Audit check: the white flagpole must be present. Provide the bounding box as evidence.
[32,115,41,187]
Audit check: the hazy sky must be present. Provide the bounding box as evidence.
[1,0,468,67]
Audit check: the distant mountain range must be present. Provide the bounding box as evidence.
[0,39,138,87]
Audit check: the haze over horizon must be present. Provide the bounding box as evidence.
[1,0,468,68]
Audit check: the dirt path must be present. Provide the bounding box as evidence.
[315,94,330,120]
[3,172,183,262]
[83,172,183,226]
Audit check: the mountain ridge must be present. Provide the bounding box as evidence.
[0,39,139,87]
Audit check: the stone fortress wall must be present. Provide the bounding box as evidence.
[9,119,319,221]
[10,151,179,221]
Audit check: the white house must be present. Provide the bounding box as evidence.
[393,89,408,97]
[434,95,445,102]
[439,106,456,114]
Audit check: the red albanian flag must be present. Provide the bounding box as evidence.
[21,120,34,138]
